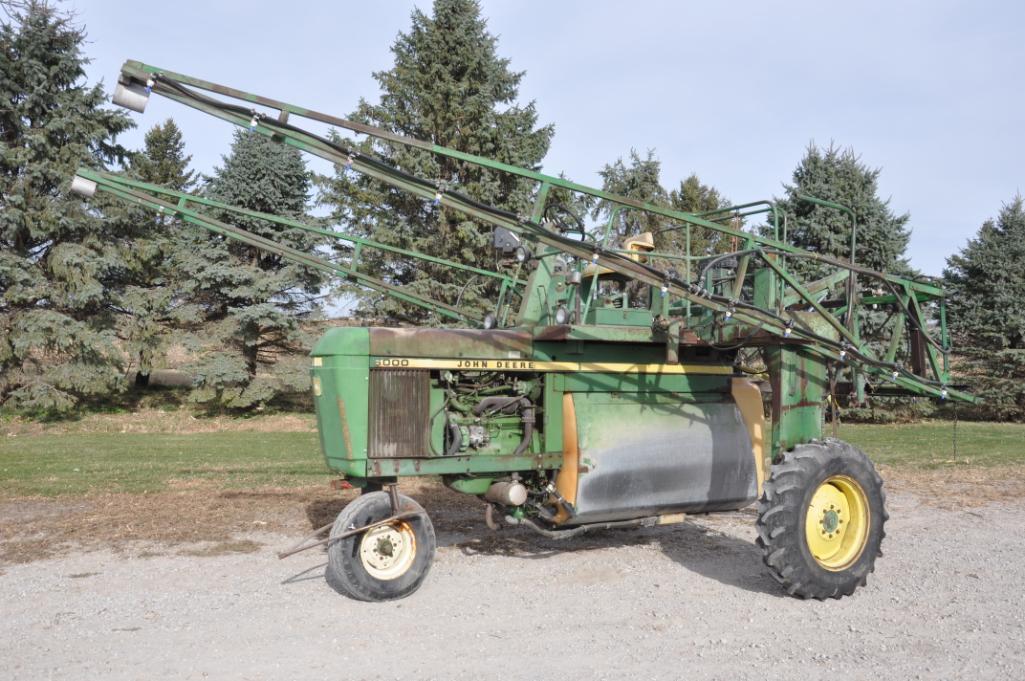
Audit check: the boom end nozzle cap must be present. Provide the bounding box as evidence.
[70,175,96,198]
[112,81,149,113]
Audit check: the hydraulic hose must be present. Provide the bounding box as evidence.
[471,396,534,456]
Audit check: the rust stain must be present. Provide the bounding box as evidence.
[369,327,532,358]
[533,325,573,341]
[336,398,354,459]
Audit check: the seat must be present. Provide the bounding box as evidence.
[582,231,655,277]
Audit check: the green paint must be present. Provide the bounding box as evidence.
[75,60,980,496]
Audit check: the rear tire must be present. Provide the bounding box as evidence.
[325,491,435,602]
[756,439,887,599]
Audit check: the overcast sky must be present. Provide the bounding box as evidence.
[73,0,1023,276]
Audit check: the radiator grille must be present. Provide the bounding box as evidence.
[368,369,431,458]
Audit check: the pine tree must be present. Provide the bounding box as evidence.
[669,173,733,256]
[179,130,322,409]
[319,0,553,323]
[130,118,195,191]
[594,149,669,243]
[774,143,911,277]
[0,1,133,412]
[944,197,1025,420]
[594,150,731,268]
[115,119,197,388]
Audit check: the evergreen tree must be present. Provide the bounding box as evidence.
[319,0,553,322]
[594,149,731,269]
[669,173,733,256]
[130,118,196,191]
[0,1,133,412]
[944,197,1025,420]
[180,130,321,408]
[774,143,911,277]
[594,149,668,243]
[115,119,197,387]
[670,174,730,216]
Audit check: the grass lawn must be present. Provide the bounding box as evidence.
[0,431,324,496]
[839,421,1025,468]
[1,421,1022,498]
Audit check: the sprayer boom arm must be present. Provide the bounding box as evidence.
[86,60,973,404]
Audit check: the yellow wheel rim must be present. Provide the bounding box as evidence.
[804,475,870,571]
[358,521,417,581]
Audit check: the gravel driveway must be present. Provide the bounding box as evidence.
[2,489,1023,681]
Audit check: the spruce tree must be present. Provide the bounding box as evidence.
[319,0,553,323]
[116,119,197,387]
[180,130,321,408]
[944,197,1025,420]
[669,173,733,255]
[0,1,133,412]
[594,149,669,243]
[129,119,195,191]
[774,143,911,277]
[594,150,731,266]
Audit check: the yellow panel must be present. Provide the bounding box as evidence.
[731,377,766,495]
[657,512,686,525]
[553,392,578,524]
[371,357,735,375]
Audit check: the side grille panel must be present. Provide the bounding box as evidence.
[368,369,431,458]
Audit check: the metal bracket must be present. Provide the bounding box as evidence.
[387,483,401,513]
[666,320,681,364]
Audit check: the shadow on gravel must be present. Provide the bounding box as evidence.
[299,485,783,598]
[281,561,328,585]
[450,521,782,597]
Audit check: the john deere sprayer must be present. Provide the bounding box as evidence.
[72,60,974,602]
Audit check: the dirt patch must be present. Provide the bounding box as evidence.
[2,467,1022,567]
[882,464,1025,508]
[0,486,333,565]
[0,478,469,566]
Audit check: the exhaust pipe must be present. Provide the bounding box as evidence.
[484,481,527,506]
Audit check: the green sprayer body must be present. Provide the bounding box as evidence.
[77,60,971,527]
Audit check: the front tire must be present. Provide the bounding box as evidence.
[756,439,887,599]
[325,491,436,602]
